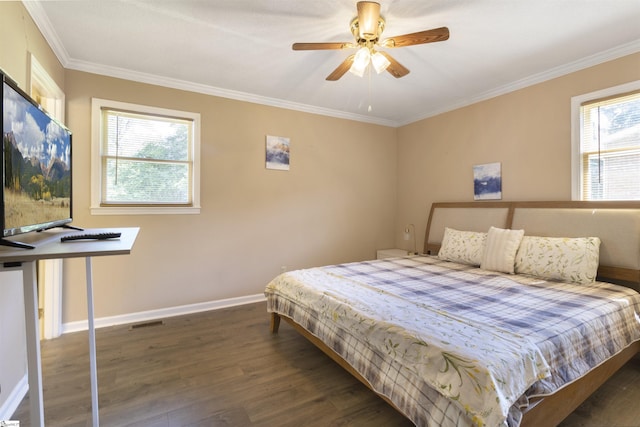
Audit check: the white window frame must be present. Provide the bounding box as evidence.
[91,98,201,215]
[29,55,65,120]
[571,80,640,200]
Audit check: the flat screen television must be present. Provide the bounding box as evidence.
[1,70,73,249]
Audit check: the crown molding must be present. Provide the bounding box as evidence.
[22,1,71,65]
[64,57,399,127]
[400,39,640,126]
[23,1,640,129]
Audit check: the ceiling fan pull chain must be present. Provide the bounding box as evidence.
[368,65,373,112]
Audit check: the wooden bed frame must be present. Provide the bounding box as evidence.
[271,200,640,426]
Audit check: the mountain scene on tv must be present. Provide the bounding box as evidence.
[3,83,71,230]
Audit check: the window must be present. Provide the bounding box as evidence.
[30,54,65,121]
[572,81,640,200]
[91,99,200,214]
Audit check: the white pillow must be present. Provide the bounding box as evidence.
[481,226,525,274]
[515,236,601,284]
[437,227,487,266]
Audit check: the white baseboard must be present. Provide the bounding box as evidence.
[0,374,27,421]
[62,293,266,334]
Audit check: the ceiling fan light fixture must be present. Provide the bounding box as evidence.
[371,51,390,74]
[292,2,450,82]
[349,46,371,77]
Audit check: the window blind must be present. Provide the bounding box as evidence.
[580,90,640,200]
[101,108,193,205]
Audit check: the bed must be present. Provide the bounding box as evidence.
[265,201,640,427]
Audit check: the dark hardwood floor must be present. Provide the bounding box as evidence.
[13,302,640,426]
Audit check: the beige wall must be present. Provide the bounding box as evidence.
[62,70,398,322]
[0,2,64,90]
[0,1,65,416]
[395,53,640,251]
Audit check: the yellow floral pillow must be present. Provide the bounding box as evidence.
[514,236,601,284]
[438,227,487,266]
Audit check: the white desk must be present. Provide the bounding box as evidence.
[0,227,139,427]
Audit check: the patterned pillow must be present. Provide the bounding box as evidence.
[515,236,601,284]
[481,226,525,274]
[438,227,487,266]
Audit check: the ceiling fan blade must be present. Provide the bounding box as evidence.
[326,55,355,81]
[292,42,354,51]
[379,52,409,78]
[381,27,450,48]
[357,1,381,40]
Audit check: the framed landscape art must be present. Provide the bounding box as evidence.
[266,135,290,171]
[473,162,502,200]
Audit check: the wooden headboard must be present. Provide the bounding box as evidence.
[424,201,640,286]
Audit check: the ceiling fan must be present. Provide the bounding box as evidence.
[292,1,449,81]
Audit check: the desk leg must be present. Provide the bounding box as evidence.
[22,261,45,426]
[85,257,99,427]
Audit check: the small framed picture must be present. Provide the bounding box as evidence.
[473,162,502,200]
[266,135,290,171]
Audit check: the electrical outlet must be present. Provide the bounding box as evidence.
[280,265,287,273]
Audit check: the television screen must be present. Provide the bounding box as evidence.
[2,71,72,244]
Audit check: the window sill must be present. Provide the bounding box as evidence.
[90,205,201,215]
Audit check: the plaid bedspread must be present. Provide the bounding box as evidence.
[265,256,640,427]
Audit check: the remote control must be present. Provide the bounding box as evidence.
[61,232,122,242]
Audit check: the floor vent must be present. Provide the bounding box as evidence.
[129,320,164,330]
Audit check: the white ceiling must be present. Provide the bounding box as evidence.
[24,0,640,127]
